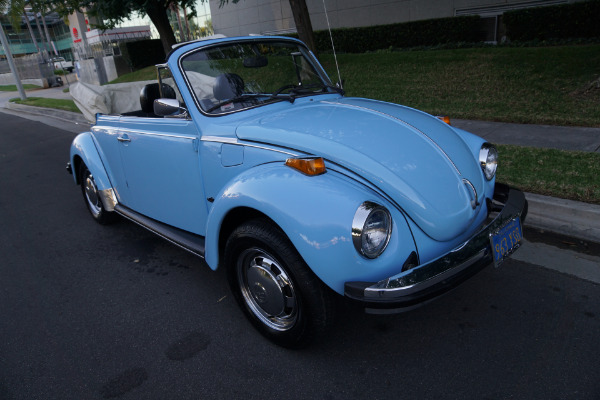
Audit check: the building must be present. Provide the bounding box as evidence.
[115,1,213,41]
[1,1,212,60]
[0,10,72,58]
[209,0,583,43]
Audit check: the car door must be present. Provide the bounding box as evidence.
[116,116,208,236]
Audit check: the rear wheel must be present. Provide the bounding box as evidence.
[79,164,115,225]
[225,219,335,348]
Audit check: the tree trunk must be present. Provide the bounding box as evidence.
[33,12,48,53]
[39,10,54,54]
[183,8,191,40]
[172,4,186,42]
[288,0,317,55]
[22,10,41,53]
[146,1,178,56]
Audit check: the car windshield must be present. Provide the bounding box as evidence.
[179,39,337,115]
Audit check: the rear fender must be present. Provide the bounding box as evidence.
[70,132,116,210]
[204,162,417,294]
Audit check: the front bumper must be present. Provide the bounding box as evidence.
[344,183,528,314]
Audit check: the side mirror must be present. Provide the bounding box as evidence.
[154,98,188,118]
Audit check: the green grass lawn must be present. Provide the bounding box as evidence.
[112,45,600,127]
[497,145,600,204]
[10,97,81,113]
[107,66,156,84]
[319,44,600,127]
[0,84,40,91]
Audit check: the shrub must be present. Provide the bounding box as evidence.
[288,16,481,53]
[504,0,600,41]
[120,39,166,70]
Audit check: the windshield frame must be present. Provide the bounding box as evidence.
[177,37,336,117]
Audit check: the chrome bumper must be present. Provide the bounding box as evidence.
[344,183,528,314]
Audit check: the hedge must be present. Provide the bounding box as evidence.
[119,39,166,70]
[288,15,481,53]
[504,0,600,41]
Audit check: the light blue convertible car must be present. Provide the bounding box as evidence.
[68,35,527,347]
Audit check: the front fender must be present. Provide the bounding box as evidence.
[70,132,114,204]
[451,126,495,196]
[205,163,417,294]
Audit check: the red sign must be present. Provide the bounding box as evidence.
[72,27,79,39]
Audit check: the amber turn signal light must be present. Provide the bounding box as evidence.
[436,116,451,125]
[285,157,327,176]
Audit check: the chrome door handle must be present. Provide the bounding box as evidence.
[117,136,131,142]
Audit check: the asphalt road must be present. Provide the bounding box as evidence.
[1,112,599,400]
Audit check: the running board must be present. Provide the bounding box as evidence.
[114,205,206,258]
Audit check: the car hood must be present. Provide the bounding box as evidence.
[236,97,485,241]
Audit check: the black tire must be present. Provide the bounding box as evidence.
[225,219,335,348]
[79,163,116,225]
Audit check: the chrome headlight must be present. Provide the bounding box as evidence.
[352,202,392,259]
[479,143,498,181]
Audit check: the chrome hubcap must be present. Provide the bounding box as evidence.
[84,173,102,217]
[237,248,297,331]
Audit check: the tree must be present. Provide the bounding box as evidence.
[0,0,27,99]
[218,0,317,54]
[5,0,50,53]
[22,8,40,53]
[57,0,199,55]
[287,0,316,54]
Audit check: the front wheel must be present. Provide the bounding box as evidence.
[225,219,335,348]
[79,164,116,225]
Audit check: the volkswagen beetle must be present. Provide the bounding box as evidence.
[68,35,527,347]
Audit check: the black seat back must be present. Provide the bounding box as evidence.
[213,73,244,100]
[140,83,176,114]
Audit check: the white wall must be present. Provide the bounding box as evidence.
[0,74,44,87]
[209,0,579,36]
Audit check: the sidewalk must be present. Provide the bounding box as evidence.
[0,80,89,131]
[1,84,600,243]
[453,119,600,153]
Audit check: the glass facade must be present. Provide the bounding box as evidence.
[0,12,73,58]
[116,1,213,41]
[1,2,212,58]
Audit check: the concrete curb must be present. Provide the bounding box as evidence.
[524,192,600,244]
[5,101,89,125]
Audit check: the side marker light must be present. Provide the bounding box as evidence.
[285,157,327,176]
[436,116,451,125]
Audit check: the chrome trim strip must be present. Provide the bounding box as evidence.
[201,136,299,156]
[321,100,461,175]
[118,128,196,140]
[91,126,118,134]
[462,178,478,209]
[201,135,239,144]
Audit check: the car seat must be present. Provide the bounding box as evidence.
[140,83,177,115]
[213,73,244,100]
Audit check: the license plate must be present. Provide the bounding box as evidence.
[490,217,523,267]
